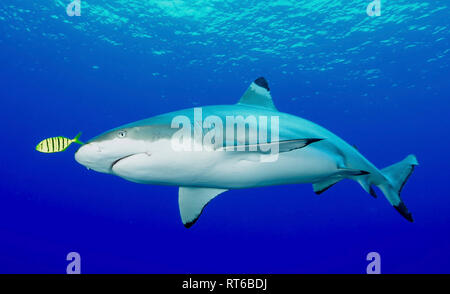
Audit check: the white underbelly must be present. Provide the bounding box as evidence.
[111,141,340,189]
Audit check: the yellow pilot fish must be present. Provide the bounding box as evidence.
[36,132,84,153]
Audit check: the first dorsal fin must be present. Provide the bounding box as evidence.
[237,77,277,111]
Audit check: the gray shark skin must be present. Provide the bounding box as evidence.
[75,77,418,228]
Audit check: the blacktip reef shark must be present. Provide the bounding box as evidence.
[75,77,418,228]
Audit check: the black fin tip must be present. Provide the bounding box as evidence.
[254,77,270,91]
[394,202,414,222]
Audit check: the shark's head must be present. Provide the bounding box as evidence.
[75,126,152,174]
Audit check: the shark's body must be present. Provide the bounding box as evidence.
[75,77,418,227]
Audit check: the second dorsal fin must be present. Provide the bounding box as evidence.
[237,77,277,111]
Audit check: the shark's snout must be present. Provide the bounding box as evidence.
[74,143,109,172]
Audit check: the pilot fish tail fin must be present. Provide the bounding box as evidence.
[72,132,84,145]
[377,154,419,222]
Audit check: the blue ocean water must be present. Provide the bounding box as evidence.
[0,0,449,274]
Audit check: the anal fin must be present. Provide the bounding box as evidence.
[357,178,378,198]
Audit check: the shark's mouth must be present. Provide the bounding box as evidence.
[110,154,139,171]
[110,152,152,171]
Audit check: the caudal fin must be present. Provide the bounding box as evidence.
[377,155,419,222]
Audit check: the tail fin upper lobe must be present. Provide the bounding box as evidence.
[377,154,419,222]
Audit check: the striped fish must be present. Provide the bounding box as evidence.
[36,132,84,153]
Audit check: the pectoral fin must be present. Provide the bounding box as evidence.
[221,138,323,153]
[178,187,228,228]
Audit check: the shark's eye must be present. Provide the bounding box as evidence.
[117,130,127,138]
